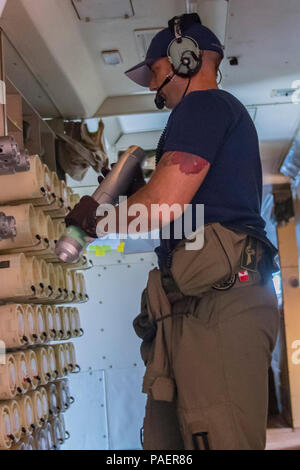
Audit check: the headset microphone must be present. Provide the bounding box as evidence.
[154,73,174,110]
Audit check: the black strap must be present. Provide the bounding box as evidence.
[192,432,210,450]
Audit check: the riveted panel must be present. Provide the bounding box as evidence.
[105,367,146,450]
[62,370,108,450]
[66,252,156,372]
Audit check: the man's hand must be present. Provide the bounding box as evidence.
[65,195,99,238]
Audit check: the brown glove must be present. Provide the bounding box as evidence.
[65,195,99,238]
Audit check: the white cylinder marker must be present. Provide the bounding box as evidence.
[45,421,54,450]
[35,347,50,385]
[58,413,69,443]
[45,383,59,417]
[73,308,82,337]
[41,165,55,209]
[53,417,64,448]
[44,345,58,380]
[46,216,55,243]
[30,256,44,298]
[35,426,50,450]
[38,164,60,213]
[20,354,30,391]
[63,269,75,302]
[0,355,17,399]
[41,305,56,340]
[48,419,58,449]
[61,378,74,408]
[32,207,47,239]
[60,180,70,210]
[53,344,67,378]
[39,387,49,422]
[78,272,88,301]
[68,307,78,337]
[53,220,66,242]
[24,349,39,390]
[53,307,63,340]
[8,400,22,443]
[32,305,47,344]
[64,343,80,372]
[0,156,53,206]
[58,307,71,340]
[17,394,34,435]
[13,351,30,394]
[70,271,81,302]
[51,172,63,201]
[71,343,78,372]
[35,259,48,299]
[63,344,73,373]
[43,164,53,194]
[55,264,67,300]
[0,304,28,349]
[28,390,44,427]
[35,209,48,241]
[0,404,13,449]
[23,305,36,345]
[17,307,26,344]
[49,179,69,218]
[47,263,57,299]
[25,434,36,450]
[54,380,68,412]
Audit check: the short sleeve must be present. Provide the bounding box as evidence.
[163,91,233,164]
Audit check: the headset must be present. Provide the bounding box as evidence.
[168,14,203,77]
[155,14,203,109]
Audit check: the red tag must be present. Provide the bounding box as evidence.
[238,270,249,282]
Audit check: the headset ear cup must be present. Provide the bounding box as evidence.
[181,50,202,75]
[167,36,202,77]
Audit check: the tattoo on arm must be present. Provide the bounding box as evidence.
[160,151,209,175]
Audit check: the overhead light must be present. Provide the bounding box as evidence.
[72,0,134,21]
[101,50,122,65]
[271,88,296,98]
[271,81,300,103]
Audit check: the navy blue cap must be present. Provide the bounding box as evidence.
[125,14,224,87]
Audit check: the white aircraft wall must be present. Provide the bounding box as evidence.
[63,250,157,450]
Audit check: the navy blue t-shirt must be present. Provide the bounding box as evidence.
[156,89,272,262]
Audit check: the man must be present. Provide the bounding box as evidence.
[66,13,279,449]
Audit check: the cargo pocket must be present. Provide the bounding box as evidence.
[170,223,238,297]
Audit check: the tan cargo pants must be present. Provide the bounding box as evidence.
[140,224,280,450]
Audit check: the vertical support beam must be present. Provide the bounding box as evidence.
[0,28,6,137]
[275,187,300,427]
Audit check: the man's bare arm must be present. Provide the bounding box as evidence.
[144,151,210,208]
[96,151,210,234]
